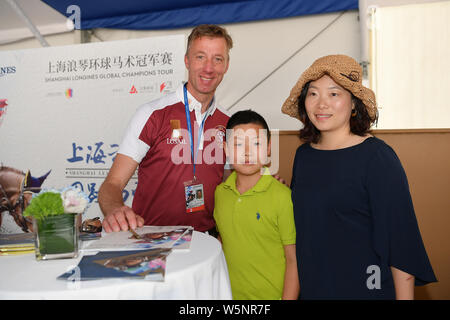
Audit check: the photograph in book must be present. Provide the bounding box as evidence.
[82,226,193,252]
[172,226,193,250]
[93,248,171,280]
[57,248,171,281]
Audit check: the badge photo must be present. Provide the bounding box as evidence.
[184,180,205,214]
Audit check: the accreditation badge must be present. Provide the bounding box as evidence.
[184,178,205,214]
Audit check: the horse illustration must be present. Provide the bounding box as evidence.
[0,166,50,233]
[0,99,7,126]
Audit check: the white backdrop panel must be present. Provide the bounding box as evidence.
[0,35,185,225]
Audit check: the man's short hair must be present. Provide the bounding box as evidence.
[186,24,233,57]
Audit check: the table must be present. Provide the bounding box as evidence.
[0,231,232,300]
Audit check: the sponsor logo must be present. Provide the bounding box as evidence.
[160,81,173,93]
[130,85,138,94]
[111,88,124,94]
[138,84,157,94]
[45,91,63,98]
[0,66,16,78]
[65,88,73,98]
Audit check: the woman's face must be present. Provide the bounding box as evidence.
[305,75,353,135]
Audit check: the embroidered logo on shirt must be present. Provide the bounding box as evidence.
[256,212,261,220]
[211,125,226,148]
[167,119,186,145]
[170,119,181,138]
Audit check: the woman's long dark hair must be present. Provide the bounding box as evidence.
[297,81,374,144]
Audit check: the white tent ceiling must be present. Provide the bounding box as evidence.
[0,0,73,45]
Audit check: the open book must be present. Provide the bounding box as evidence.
[81,226,193,253]
[58,248,171,281]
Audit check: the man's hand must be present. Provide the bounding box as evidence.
[98,154,141,233]
[102,205,144,233]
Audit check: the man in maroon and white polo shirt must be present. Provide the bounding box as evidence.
[98,25,233,234]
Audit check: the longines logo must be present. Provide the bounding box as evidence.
[166,137,186,145]
[0,66,16,77]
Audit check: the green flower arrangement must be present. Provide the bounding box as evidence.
[24,187,89,219]
[24,187,89,260]
[23,192,65,219]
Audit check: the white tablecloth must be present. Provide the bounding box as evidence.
[0,231,232,300]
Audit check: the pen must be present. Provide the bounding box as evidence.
[129,228,142,239]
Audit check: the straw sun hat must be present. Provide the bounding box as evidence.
[281,54,377,122]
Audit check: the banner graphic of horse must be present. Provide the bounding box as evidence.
[0,166,50,233]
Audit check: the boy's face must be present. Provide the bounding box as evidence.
[225,123,270,176]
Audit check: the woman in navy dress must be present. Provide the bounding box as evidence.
[281,55,436,299]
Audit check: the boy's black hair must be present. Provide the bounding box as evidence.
[226,109,271,140]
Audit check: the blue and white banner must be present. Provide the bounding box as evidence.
[0,35,185,232]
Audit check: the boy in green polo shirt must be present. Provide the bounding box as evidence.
[214,110,299,300]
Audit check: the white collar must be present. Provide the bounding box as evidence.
[177,83,217,117]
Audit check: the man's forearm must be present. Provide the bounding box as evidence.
[98,181,126,217]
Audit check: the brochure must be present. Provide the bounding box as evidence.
[171,226,193,250]
[0,232,34,247]
[82,225,193,252]
[58,248,171,281]
[0,233,35,255]
[79,232,102,241]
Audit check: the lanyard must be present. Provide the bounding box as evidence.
[183,84,208,178]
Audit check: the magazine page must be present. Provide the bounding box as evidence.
[82,226,192,252]
[171,227,193,250]
[57,248,171,281]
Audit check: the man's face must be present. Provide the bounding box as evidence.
[184,36,229,99]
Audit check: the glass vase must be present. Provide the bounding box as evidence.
[33,213,81,261]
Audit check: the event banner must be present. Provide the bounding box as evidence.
[0,35,185,233]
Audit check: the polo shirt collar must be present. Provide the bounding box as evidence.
[177,82,217,117]
[223,167,273,195]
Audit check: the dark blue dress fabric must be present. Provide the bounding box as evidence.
[290,137,437,299]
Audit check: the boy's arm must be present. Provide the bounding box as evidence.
[282,244,300,300]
